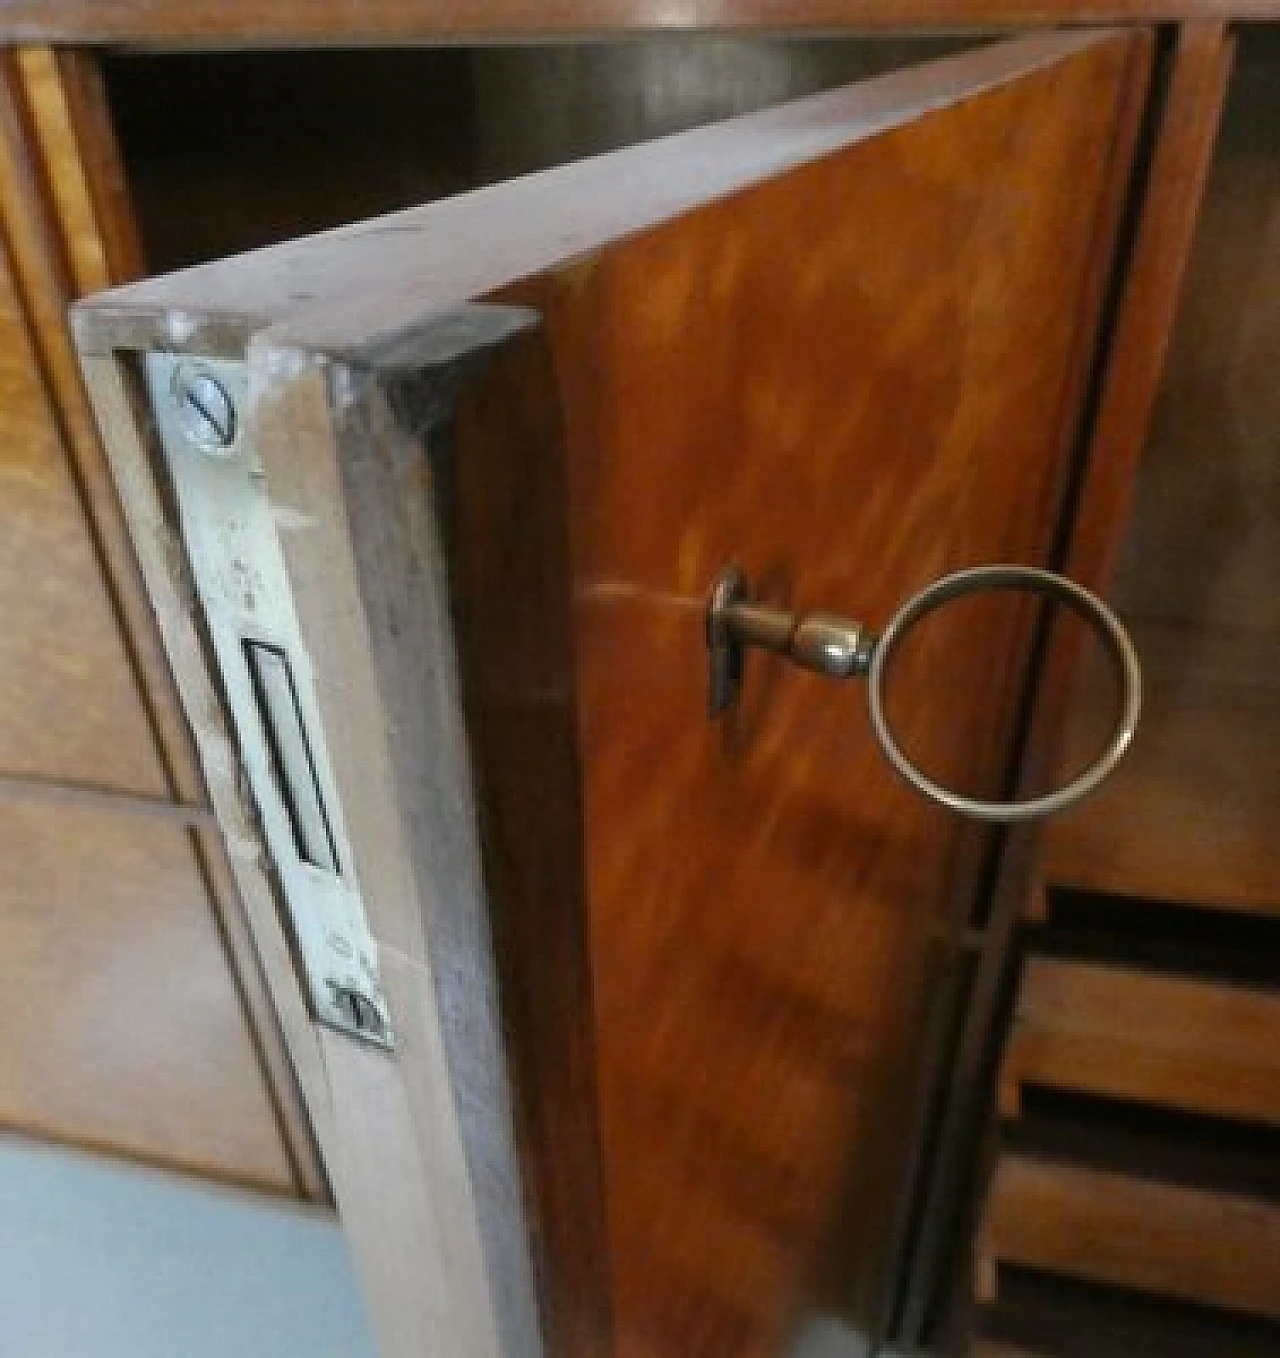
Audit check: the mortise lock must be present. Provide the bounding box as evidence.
[145,353,392,1048]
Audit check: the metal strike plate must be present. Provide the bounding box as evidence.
[144,353,392,1048]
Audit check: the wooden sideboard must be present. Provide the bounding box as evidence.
[0,13,1273,1358]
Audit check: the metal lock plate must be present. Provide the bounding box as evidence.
[144,354,392,1047]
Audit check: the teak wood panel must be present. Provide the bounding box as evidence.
[981,1155,1280,1320]
[1041,620,1280,912]
[0,206,159,792]
[1000,957,1280,1126]
[1048,19,1236,610]
[0,0,1274,44]
[1112,29,1280,640]
[0,47,317,1194]
[0,797,296,1185]
[502,41,1148,1355]
[76,31,1154,1358]
[11,48,143,293]
[977,1266,1280,1357]
[886,24,1233,1345]
[75,32,1140,354]
[1044,32,1280,914]
[0,47,193,802]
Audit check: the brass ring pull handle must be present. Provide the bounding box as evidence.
[706,563,1141,824]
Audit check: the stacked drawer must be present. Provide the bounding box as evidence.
[974,890,1280,1355]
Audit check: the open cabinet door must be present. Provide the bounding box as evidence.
[75,29,1153,1358]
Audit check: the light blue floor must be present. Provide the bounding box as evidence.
[0,1133,377,1358]
[0,1128,927,1358]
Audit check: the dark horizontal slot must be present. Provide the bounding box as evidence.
[1031,888,1280,990]
[243,640,340,874]
[1008,1086,1280,1204]
[981,1263,1280,1358]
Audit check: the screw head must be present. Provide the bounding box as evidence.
[333,986,387,1039]
[172,365,237,453]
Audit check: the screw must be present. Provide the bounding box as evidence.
[173,366,237,452]
[333,986,386,1039]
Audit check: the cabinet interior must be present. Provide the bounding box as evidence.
[976,29,1280,1352]
[1044,25,1280,915]
[100,36,966,271]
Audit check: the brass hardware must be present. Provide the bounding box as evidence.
[708,565,875,714]
[707,563,1142,824]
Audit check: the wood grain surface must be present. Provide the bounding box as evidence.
[447,326,615,1358]
[102,41,961,276]
[996,20,1235,857]
[1053,19,1238,610]
[85,323,554,1358]
[72,30,1134,356]
[0,48,322,1196]
[510,37,1147,1354]
[1000,956,1280,1126]
[950,30,1238,1344]
[13,47,142,292]
[978,1266,1280,1357]
[981,1155,1280,1320]
[1042,620,1280,911]
[253,336,553,1358]
[318,948,516,1358]
[0,52,186,791]
[1044,30,1280,915]
[0,0,1271,45]
[78,30,1154,1358]
[0,797,297,1188]
[888,27,1233,1345]
[911,25,1233,1337]
[1114,29,1280,638]
[0,219,162,792]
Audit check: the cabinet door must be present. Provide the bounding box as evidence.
[76,29,1152,1358]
